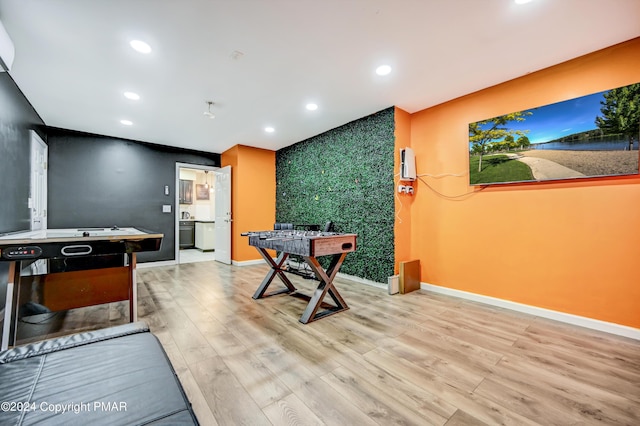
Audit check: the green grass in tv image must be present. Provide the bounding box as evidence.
[469,154,534,184]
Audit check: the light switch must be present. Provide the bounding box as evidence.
[164,185,170,196]
[162,205,171,213]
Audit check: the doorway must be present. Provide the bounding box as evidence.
[175,163,228,264]
[30,131,47,231]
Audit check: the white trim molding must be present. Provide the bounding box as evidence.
[137,260,176,269]
[421,282,640,341]
[337,273,387,290]
[233,259,267,267]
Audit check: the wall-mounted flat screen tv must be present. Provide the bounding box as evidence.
[469,82,639,185]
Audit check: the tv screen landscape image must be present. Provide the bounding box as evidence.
[468,82,640,185]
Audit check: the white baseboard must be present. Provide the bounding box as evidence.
[137,260,176,269]
[421,282,640,341]
[337,273,387,290]
[233,259,268,266]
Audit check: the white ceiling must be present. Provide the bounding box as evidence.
[1,0,639,154]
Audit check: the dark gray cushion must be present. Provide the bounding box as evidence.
[0,322,198,425]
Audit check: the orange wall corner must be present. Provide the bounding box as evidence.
[394,106,414,274]
[222,144,276,263]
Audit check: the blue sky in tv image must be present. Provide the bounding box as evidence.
[472,87,639,149]
[519,92,605,144]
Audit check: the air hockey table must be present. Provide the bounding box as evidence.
[0,227,163,349]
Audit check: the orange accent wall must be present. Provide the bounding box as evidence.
[394,106,413,273]
[221,145,276,262]
[409,38,640,328]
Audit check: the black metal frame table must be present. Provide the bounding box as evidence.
[243,230,357,323]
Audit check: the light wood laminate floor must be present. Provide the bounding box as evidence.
[17,261,640,425]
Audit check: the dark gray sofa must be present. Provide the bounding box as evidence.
[0,322,198,425]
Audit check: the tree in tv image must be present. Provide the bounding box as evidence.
[595,84,640,151]
[468,82,640,185]
[469,111,533,184]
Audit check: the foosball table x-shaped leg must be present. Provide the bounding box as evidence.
[299,252,349,323]
[252,248,297,299]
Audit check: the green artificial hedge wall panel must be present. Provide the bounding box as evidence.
[276,107,395,283]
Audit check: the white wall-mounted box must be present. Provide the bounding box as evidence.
[400,147,416,181]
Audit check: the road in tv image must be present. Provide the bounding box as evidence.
[468,82,640,185]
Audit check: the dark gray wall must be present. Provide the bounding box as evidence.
[0,71,219,337]
[47,129,220,262]
[0,73,45,235]
[0,72,45,326]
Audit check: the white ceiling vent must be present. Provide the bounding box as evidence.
[0,20,15,72]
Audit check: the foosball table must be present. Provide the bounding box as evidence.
[242,230,357,323]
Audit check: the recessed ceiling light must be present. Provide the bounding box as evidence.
[120,119,133,126]
[306,103,318,111]
[376,65,392,76]
[130,40,151,54]
[124,91,140,100]
[514,0,533,4]
[265,126,275,133]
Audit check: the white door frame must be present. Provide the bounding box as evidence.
[213,165,232,265]
[175,162,220,263]
[29,131,47,231]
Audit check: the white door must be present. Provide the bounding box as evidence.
[30,131,47,231]
[214,165,232,264]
